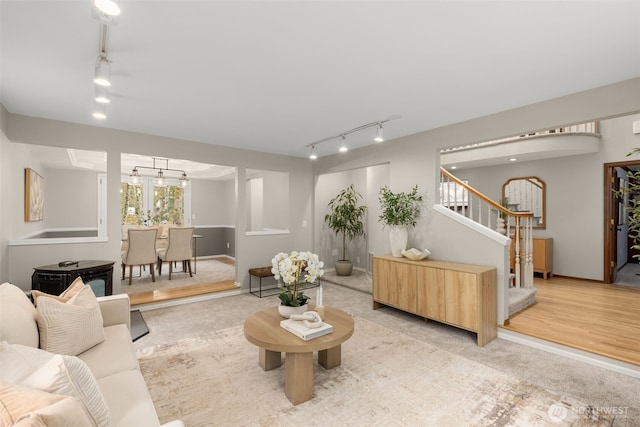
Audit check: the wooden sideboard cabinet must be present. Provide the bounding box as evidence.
[373,255,497,346]
[509,237,553,279]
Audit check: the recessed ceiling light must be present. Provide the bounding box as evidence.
[509,158,518,162]
[450,165,457,170]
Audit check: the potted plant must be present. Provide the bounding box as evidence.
[378,185,424,257]
[271,251,324,317]
[324,184,367,276]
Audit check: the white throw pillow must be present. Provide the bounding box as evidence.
[36,285,105,356]
[0,283,39,348]
[20,354,111,427]
[0,342,55,384]
[0,382,93,427]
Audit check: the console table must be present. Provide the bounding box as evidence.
[372,255,497,346]
[32,260,115,296]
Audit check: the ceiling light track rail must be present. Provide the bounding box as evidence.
[306,115,401,159]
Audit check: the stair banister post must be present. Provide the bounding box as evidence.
[514,216,521,288]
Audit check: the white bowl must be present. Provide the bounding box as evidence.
[401,248,431,261]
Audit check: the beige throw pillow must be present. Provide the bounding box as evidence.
[36,285,105,356]
[0,382,93,427]
[20,354,111,427]
[0,342,55,384]
[31,277,86,307]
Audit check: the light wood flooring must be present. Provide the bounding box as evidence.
[129,257,237,306]
[502,276,640,366]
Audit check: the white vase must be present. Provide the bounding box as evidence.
[278,304,308,318]
[389,226,408,257]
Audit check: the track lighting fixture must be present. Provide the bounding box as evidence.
[94,0,121,16]
[305,115,400,158]
[95,85,110,103]
[92,102,107,119]
[374,123,384,142]
[128,158,191,187]
[339,136,348,153]
[94,55,111,87]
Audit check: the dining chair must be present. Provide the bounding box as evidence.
[121,228,158,286]
[157,227,194,280]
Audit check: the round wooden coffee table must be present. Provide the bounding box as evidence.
[243,306,354,405]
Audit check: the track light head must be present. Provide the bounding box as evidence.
[339,136,348,153]
[374,123,384,142]
[95,85,110,103]
[92,102,107,119]
[94,56,111,87]
[309,145,318,160]
[94,0,121,16]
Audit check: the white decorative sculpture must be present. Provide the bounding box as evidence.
[289,311,323,329]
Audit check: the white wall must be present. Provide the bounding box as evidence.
[44,168,98,229]
[190,178,236,226]
[0,105,9,282]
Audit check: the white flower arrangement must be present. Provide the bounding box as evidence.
[271,251,324,306]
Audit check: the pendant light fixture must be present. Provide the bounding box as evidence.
[129,168,141,184]
[155,170,166,186]
[179,172,190,188]
[128,158,190,188]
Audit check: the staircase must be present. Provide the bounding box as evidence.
[440,168,537,316]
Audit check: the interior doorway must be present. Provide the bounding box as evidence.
[604,160,640,287]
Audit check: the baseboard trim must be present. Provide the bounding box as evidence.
[498,329,640,378]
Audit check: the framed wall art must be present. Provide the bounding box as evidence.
[24,168,44,222]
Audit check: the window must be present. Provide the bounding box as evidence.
[120,176,191,226]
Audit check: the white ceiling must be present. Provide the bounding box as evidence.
[2,1,639,160]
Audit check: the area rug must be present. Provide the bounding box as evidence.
[136,317,611,426]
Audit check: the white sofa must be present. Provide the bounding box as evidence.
[0,282,183,427]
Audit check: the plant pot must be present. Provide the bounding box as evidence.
[389,226,408,257]
[278,303,308,318]
[335,260,353,276]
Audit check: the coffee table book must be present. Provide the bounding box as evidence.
[280,319,333,341]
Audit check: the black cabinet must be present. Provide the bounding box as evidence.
[32,260,115,296]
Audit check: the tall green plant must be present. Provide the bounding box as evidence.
[620,148,640,258]
[378,185,424,227]
[324,184,367,260]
